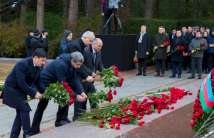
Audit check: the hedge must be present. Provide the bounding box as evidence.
[1,17,214,58]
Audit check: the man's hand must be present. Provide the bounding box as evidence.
[191,49,196,53]
[153,46,158,52]
[92,72,96,78]
[81,92,88,99]
[160,44,164,47]
[146,51,149,55]
[35,92,43,99]
[101,12,104,16]
[210,44,214,47]
[86,76,95,82]
[77,95,87,102]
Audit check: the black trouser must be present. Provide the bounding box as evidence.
[183,56,191,71]
[30,98,69,133]
[171,61,182,77]
[191,57,202,77]
[10,109,30,138]
[155,59,165,75]
[208,53,214,72]
[73,82,97,120]
[202,50,208,72]
[137,58,147,74]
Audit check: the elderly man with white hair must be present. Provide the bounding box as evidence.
[64,31,95,54]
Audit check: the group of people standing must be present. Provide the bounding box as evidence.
[135,25,214,79]
[1,30,104,138]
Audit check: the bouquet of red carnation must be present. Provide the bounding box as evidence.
[88,66,125,105]
[43,81,75,107]
[100,65,124,88]
[163,38,170,47]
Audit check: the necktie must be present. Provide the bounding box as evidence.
[138,33,143,43]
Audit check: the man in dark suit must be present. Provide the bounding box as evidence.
[30,52,87,136]
[73,38,104,121]
[2,49,46,138]
[135,25,151,76]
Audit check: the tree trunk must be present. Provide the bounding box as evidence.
[36,0,44,31]
[86,0,95,16]
[144,0,155,18]
[63,0,69,17]
[20,4,27,24]
[68,0,78,28]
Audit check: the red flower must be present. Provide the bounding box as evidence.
[112,65,119,76]
[69,97,74,105]
[188,92,193,95]
[163,39,170,47]
[62,81,75,105]
[115,124,120,130]
[119,77,124,87]
[107,89,113,102]
[99,123,104,128]
[113,89,117,95]
[138,121,144,126]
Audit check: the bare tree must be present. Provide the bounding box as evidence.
[68,0,78,27]
[143,0,155,18]
[63,0,69,17]
[36,0,44,31]
[86,0,95,16]
[20,3,27,24]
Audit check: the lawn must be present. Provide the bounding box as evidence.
[0,61,15,82]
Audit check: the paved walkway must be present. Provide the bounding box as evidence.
[0,67,205,138]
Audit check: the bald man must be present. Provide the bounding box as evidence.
[73,38,104,121]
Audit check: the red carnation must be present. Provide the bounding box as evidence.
[163,39,170,47]
[69,97,74,105]
[138,121,144,127]
[115,124,120,130]
[107,89,113,102]
[119,77,124,87]
[113,89,117,95]
[62,81,75,105]
[112,65,119,76]
[99,123,104,128]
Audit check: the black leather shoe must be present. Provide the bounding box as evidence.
[136,73,142,76]
[23,134,31,138]
[188,76,195,79]
[29,131,40,136]
[169,75,175,78]
[154,74,160,77]
[55,120,68,127]
[198,76,202,79]
[143,73,147,76]
[63,118,71,123]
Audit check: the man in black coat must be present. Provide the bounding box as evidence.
[25,30,34,57]
[27,30,48,57]
[64,31,95,54]
[30,52,87,136]
[2,49,46,138]
[63,31,96,121]
[135,25,151,76]
[153,26,170,77]
[73,38,104,121]
[170,30,186,78]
